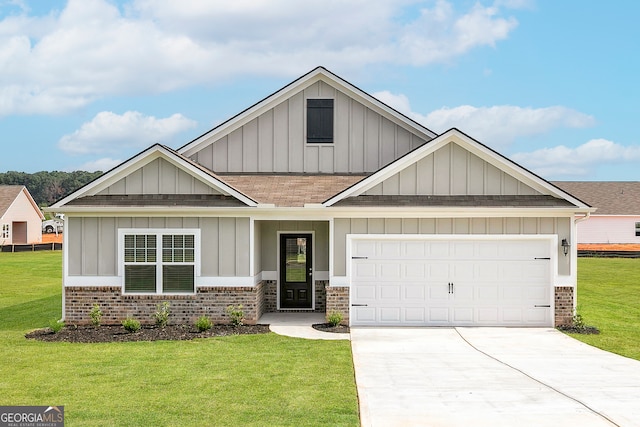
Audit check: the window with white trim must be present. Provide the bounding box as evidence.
[1,223,9,240]
[122,230,198,294]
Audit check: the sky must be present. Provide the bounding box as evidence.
[0,0,639,181]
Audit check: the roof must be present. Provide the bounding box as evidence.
[0,185,44,219]
[0,186,23,217]
[332,195,575,208]
[218,174,366,207]
[553,181,640,215]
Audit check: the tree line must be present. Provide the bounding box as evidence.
[0,171,103,207]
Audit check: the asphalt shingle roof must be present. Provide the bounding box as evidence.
[553,182,640,215]
[0,185,24,218]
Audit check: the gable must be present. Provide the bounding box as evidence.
[180,67,436,174]
[50,145,257,209]
[0,186,44,220]
[97,158,224,196]
[325,128,592,210]
[364,141,540,196]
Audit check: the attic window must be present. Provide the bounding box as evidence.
[307,99,333,143]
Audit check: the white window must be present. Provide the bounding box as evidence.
[120,229,199,294]
[1,224,9,240]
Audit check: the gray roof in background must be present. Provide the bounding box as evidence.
[0,185,24,217]
[553,182,640,215]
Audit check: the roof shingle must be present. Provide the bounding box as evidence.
[553,182,640,215]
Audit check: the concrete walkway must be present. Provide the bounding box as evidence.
[258,312,350,340]
[351,327,640,427]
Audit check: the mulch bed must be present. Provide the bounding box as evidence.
[556,325,600,335]
[25,324,270,343]
[312,323,350,334]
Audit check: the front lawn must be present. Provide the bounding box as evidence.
[0,251,359,426]
[567,258,640,360]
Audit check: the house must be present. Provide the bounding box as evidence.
[554,181,640,246]
[49,67,593,327]
[0,185,45,246]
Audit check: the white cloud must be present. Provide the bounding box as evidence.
[58,111,197,155]
[73,157,122,173]
[511,139,640,178]
[0,0,522,115]
[374,90,595,148]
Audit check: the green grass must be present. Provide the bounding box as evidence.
[0,251,359,426]
[567,258,640,360]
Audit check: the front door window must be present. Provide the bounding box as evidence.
[280,234,312,309]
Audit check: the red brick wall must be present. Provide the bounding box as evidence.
[325,285,349,325]
[555,286,574,326]
[262,280,327,313]
[64,283,264,326]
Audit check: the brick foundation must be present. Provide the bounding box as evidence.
[325,285,350,325]
[554,286,574,326]
[262,279,327,313]
[64,283,265,326]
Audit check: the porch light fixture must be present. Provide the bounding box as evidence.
[561,239,570,256]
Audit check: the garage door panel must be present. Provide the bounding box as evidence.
[350,237,553,327]
[380,285,401,300]
[353,283,377,300]
[404,285,426,300]
[379,307,401,322]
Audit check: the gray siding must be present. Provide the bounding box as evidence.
[365,142,540,196]
[257,220,329,272]
[333,217,571,276]
[191,81,428,174]
[97,158,223,195]
[67,216,250,277]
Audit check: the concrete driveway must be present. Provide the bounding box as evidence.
[351,328,640,427]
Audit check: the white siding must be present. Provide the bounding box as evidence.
[191,81,429,174]
[97,158,223,195]
[576,216,640,244]
[365,142,541,196]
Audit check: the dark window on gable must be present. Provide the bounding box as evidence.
[635,222,640,237]
[307,99,333,143]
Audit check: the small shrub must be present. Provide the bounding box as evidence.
[195,315,213,332]
[122,317,141,333]
[48,318,65,333]
[154,301,171,328]
[326,310,343,327]
[226,304,244,326]
[89,303,103,327]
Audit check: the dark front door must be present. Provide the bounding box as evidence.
[279,233,312,309]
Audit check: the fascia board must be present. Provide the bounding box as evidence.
[47,205,592,219]
[448,131,591,208]
[50,145,257,208]
[179,67,436,157]
[22,187,45,220]
[324,128,592,209]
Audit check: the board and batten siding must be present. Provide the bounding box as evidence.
[576,216,640,244]
[190,81,428,174]
[332,217,571,277]
[67,216,250,277]
[97,158,223,195]
[365,142,541,196]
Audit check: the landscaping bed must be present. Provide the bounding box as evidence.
[26,323,270,343]
[312,323,350,334]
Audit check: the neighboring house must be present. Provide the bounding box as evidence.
[0,185,45,245]
[50,67,593,327]
[554,181,640,245]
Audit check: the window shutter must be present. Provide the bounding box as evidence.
[307,99,334,143]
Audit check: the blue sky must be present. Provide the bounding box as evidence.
[0,0,639,181]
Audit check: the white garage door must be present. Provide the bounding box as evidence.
[350,236,554,327]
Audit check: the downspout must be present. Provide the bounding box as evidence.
[570,211,592,319]
[574,211,591,224]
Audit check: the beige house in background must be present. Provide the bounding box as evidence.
[49,67,593,327]
[554,181,640,245]
[0,185,44,245]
